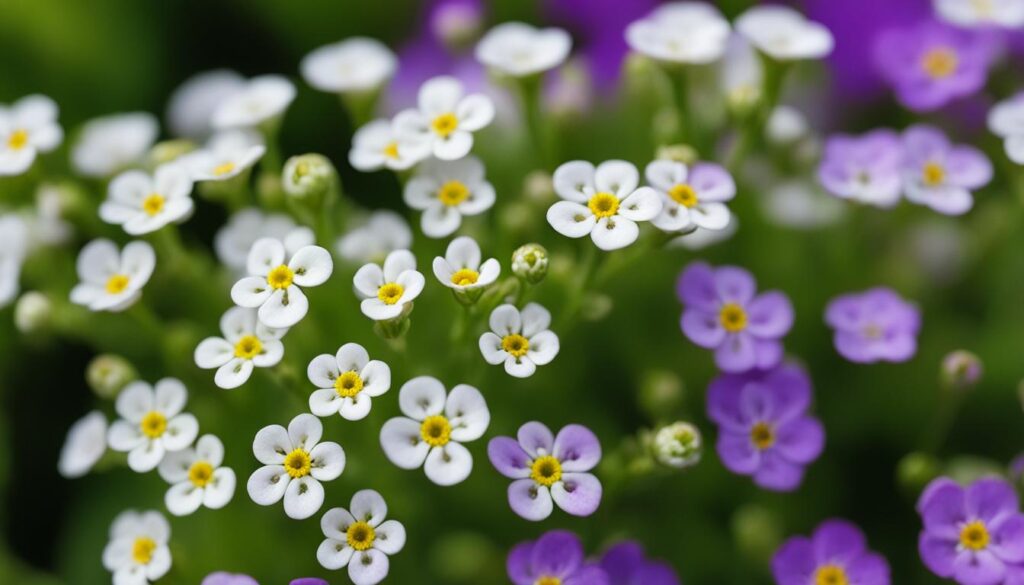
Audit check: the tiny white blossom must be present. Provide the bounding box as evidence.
[58,410,108,479]
[100,165,194,235]
[645,159,735,233]
[393,76,494,161]
[70,239,155,313]
[166,69,246,140]
[353,250,425,321]
[349,119,430,172]
[935,0,1024,27]
[308,343,391,421]
[107,378,199,473]
[215,208,311,272]
[404,156,495,238]
[317,490,406,585]
[301,38,397,94]
[194,306,287,389]
[158,434,236,516]
[336,210,412,264]
[212,74,296,130]
[625,2,731,64]
[0,214,30,309]
[988,93,1024,165]
[735,5,834,61]
[29,184,73,246]
[479,303,560,378]
[72,113,159,178]
[230,238,334,328]
[475,22,572,77]
[102,510,172,585]
[432,236,500,292]
[0,94,63,176]
[182,130,266,182]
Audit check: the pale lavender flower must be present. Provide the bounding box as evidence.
[772,519,890,585]
[507,530,609,585]
[825,287,921,364]
[901,124,993,215]
[818,129,904,208]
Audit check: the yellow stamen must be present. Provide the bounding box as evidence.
[188,460,214,488]
[266,265,294,290]
[7,129,29,151]
[233,335,263,359]
[815,565,848,585]
[530,455,563,487]
[921,47,958,79]
[212,161,236,176]
[750,422,775,450]
[535,577,562,585]
[105,274,130,295]
[431,113,459,138]
[283,448,312,478]
[142,193,165,216]
[334,371,364,398]
[587,192,620,219]
[501,334,530,358]
[960,520,990,551]
[922,162,945,187]
[450,268,479,286]
[346,520,376,551]
[719,303,747,333]
[131,537,157,565]
[420,415,451,447]
[140,411,167,439]
[377,282,404,305]
[668,183,699,208]
[383,142,400,159]
[437,180,470,206]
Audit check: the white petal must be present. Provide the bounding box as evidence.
[456,94,495,131]
[195,434,224,466]
[289,246,333,287]
[128,440,165,472]
[504,355,537,378]
[252,339,283,368]
[373,520,406,554]
[432,131,473,161]
[339,395,373,420]
[395,269,425,304]
[336,342,370,372]
[547,201,596,238]
[617,187,663,221]
[379,417,430,469]
[288,413,323,451]
[420,204,462,238]
[645,159,687,191]
[120,241,156,286]
[165,482,204,516]
[144,546,171,581]
[690,202,731,229]
[284,475,324,519]
[194,337,234,369]
[153,378,187,417]
[157,448,195,483]
[310,388,343,417]
[230,276,272,308]
[418,75,464,115]
[257,286,308,328]
[446,384,489,442]
[162,413,199,451]
[382,249,417,281]
[247,465,289,505]
[423,442,473,486]
[348,549,390,585]
[246,237,286,277]
[594,160,640,198]
[590,216,639,250]
[488,304,522,336]
[108,420,145,452]
[444,236,480,269]
[349,489,387,525]
[203,467,236,509]
[308,353,341,387]
[527,331,560,366]
[252,424,290,464]
[115,381,154,422]
[353,263,385,298]
[360,360,391,397]
[309,441,346,481]
[76,239,120,284]
[214,358,254,390]
[360,299,404,321]
[318,538,355,571]
[321,506,357,540]
[519,303,551,338]
[552,160,595,202]
[479,332,508,365]
[398,376,447,419]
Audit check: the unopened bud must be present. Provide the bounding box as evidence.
[86,354,138,400]
[639,369,684,419]
[14,291,53,333]
[148,139,196,167]
[941,350,982,391]
[732,505,782,564]
[283,153,338,203]
[897,452,940,494]
[655,144,698,165]
[511,243,549,285]
[652,421,702,469]
[523,170,554,203]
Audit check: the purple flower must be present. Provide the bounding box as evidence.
[876,19,998,112]
[917,477,1024,585]
[290,580,328,585]
[901,125,993,216]
[488,421,602,521]
[818,129,904,208]
[600,541,681,585]
[824,287,921,364]
[677,262,794,374]
[772,519,891,585]
[507,530,610,585]
[707,364,825,492]
[202,574,258,585]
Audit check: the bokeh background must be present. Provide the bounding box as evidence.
[2,0,1023,583]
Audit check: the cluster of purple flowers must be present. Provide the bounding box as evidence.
[202,575,327,585]
[507,530,679,585]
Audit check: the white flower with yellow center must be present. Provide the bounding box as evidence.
[349,118,430,172]
[317,489,406,585]
[393,76,495,161]
[432,236,500,295]
[645,159,734,233]
[211,74,296,130]
[102,510,171,585]
[215,208,312,272]
[353,250,425,321]
[336,210,413,264]
[547,160,663,250]
[936,0,1024,27]
[379,376,490,486]
[107,378,199,473]
[0,94,63,176]
[231,237,334,328]
[625,2,731,64]
[479,303,560,378]
[58,410,108,479]
[182,130,266,182]
[100,164,195,235]
[70,239,155,313]
[166,69,245,140]
[71,112,158,178]
[0,214,29,309]
[475,22,572,77]
[735,5,834,61]
[308,343,391,421]
[301,38,397,94]
[157,434,236,516]
[194,306,288,390]
[404,156,496,238]
[247,413,346,520]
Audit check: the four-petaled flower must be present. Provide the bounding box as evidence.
[901,124,993,216]
[0,94,63,176]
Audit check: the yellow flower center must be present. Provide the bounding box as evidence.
[383,141,400,159]
[140,411,167,438]
[450,268,479,286]
[668,183,699,208]
[588,192,620,219]
[750,422,775,450]
[233,335,263,359]
[501,334,530,358]
[7,129,29,150]
[431,113,459,138]
[530,455,563,487]
[213,161,236,176]
[815,564,848,585]
[921,47,958,79]
[960,520,990,551]
[266,265,294,290]
[346,520,376,551]
[420,415,452,447]
[922,162,945,187]
[283,448,312,478]
[105,274,131,295]
[437,180,470,206]
[142,193,165,216]
[719,303,747,333]
[132,537,157,565]
[188,460,215,488]
[334,371,364,398]
[377,282,404,305]
[535,577,562,585]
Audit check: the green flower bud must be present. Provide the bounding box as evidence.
[897,452,940,495]
[511,243,549,285]
[655,143,699,165]
[14,291,53,334]
[86,354,137,400]
[580,292,613,322]
[652,421,702,469]
[523,170,555,203]
[732,505,783,564]
[283,153,339,203]
[638,369,685,420]
[941,350,983,391]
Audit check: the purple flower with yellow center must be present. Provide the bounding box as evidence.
[875,19,997,112]
[917,477,1024,585]
[600,541,681,585]
[488,421,602,521]
[507,530,610,585]
[677,262,794,373]
[901,124,992,216]
[824,287,921,364]
[707,364,825,492]
[772,519,891,585]
[818,129,904,208]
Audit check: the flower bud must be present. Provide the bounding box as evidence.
[431,2,483,51]
[147,139,196,167]
[732,505,782,564]
[283,153,339,204]
[523,170,554,203]
[945,455,1005,484]
[511,243,549,285]
[897,452,940,494]
[638,369,685,419]
[652,421,702,469]
[14,291,52,334]
[655,144,698,165]
[941,350,982,391]
[86,354,138,400]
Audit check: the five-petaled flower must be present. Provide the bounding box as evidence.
[393,76,495,161]
[353,249,425,322]
[158,434,236,516]
[645,159,735,233]
[316,489,406,585]
[404,156,496,238]
[194,306,288,389]
[772,519,891,585]
[479,303,560,378]
[102,510,172,585]
[307,342,392,421]
[100,164,195,235]
[231,237,334,328]
[107,378,199,473]
[70,239,156,313]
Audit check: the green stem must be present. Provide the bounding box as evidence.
[558,244,599,329]
[727,57,789,172]
[670,66,690,145]
[519,76,550,169]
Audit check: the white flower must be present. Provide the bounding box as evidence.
[230,238,333,328]
[349,119,430,172]
[212,75,296,130]
[30,184,73,246]
[479,303,560,378]
[547,160,662,250]
[379,377,489,486]
[625,2,731,64]
[720,35,763,108]
[735,5,834,61]
[670,211,738,250]
[100,165,194,235]
[475,22,572,76]
[247,413,345,520]
[336,210,412,264]
[317,490,406,585]
[404,156,496,238]
[72,113,159,178]
[70,239,155,313]
[107,378,199,473]
[935,0,1024,27]
[766,105,810,145]
[301,38,397,94]
[353,250,425,321]
[215,208,312,271]
[58,410,108,479]
[393,76,495,161]
[653,421,702,469]
[988,93,1024,165]
[158,434,236,516]
[308,343,391,421]
[432,236,500,292]
[644,159,734,233]
[0,94,62,176]
[182,130,266,182]
[0,214,30,309]
[102,510,171,585]
[166,69,245,140]
[763,179,845,230]
[194,306,287,389]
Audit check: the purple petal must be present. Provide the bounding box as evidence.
[600,542,645,583]
[845,552,891,585]
[919,532,958,578]
[771,537,817,585]
[676,262,718,311]
[706,374,749,432]
[753,339,785,370]
[812,519,867,564]
[918,477,962,513]
[775,417,825,465]
[690,163,735,202]
[681,309,727,349]
[564,565,610,585]
[966,478,1019,525]
[992,515,1024,564]
[716,432,761,475]
[507,541,537,585]
[632,561,681,585]
[553,424,602,472]
[833,331,876,363]
[740,379,777,422]
[953,550,1006,585]
[508,479,553,521]
[1005,564,1024,585]
[488,436,531,479]
[764,364,812,424]
[946,145,993,190]
[531,530,584,577]
[746,291,794,338]
[824,294,866,331]
[753,450,805,492]
[551,473,602,517]
[921,481,967,538]
[714,332,757,373]
[714,266,756,305]
[517,421,554,457]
